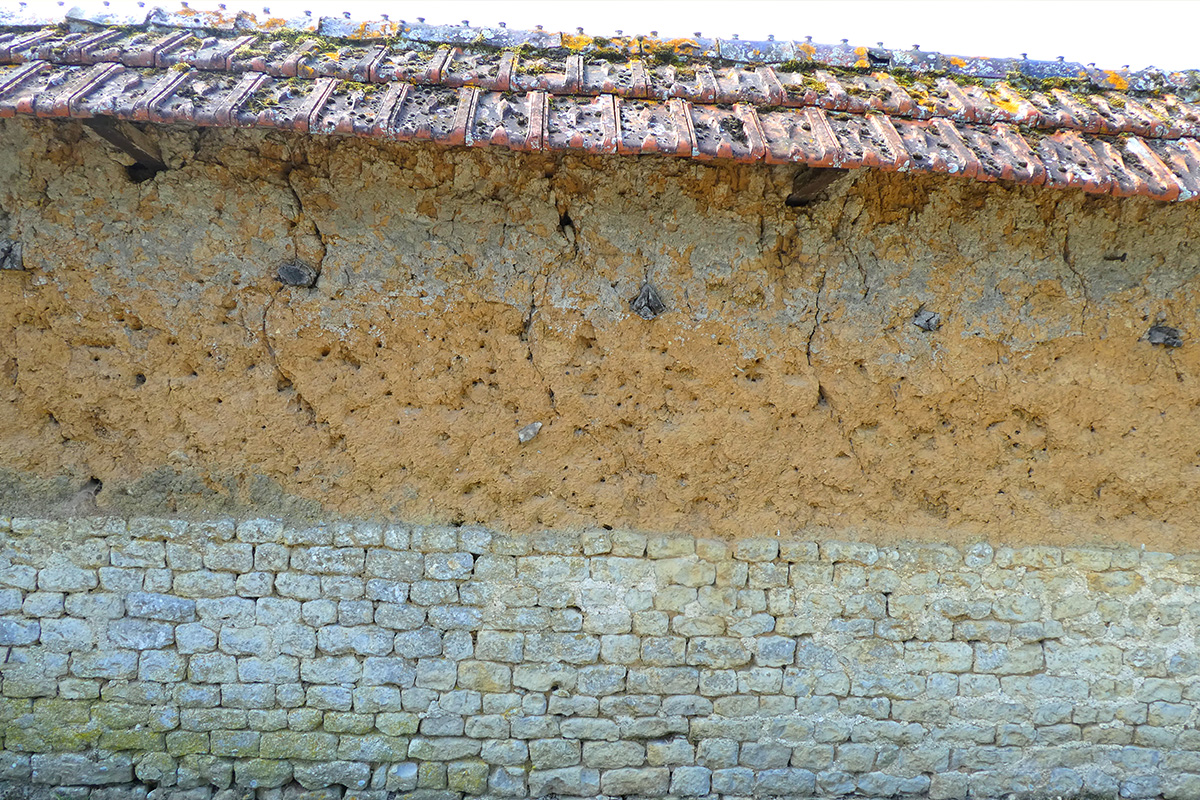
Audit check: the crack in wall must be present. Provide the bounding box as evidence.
[1062,229,1090,325]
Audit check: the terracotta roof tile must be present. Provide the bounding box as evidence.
[3,9,1200,201]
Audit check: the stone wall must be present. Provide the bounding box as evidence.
[3,515,1200,800]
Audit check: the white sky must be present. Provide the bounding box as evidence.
[42,0,1200,72]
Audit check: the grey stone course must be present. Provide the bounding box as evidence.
[6,517,1200,799]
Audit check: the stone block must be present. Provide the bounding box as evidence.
[23,592,64,618]
[234,759,292,789]
[338,735,409,762]
[425,552,475,580]
[38,566,98,593]
[528,766,600,798]
[293,761,371,791]
[317,625,393,656]
[486,766,525,797]
[31,754,133,785]
[426,605,482,631]
[291,547,365,575]
[517,557,588,584]
[190,653,238,684]
[1046,642,1122,673]
[259,732,338,760]
[204,543,253,573]
[109,618,174,650]
[756,635,798,667]
[445,760,488,795]
[39,617,94,652]
[755,767,817,795]
[72,650,138,679]
[456,660,512,693]
[529,738,580,769]
[127,592,197,622]
[974,643,1044,675]
[601,767,669,796]
[687,636,751,668]
[140,651,186,682]
[584,741,645,768]
[905,641,974,673]
[407,737,482,761]
[656,557,717,587]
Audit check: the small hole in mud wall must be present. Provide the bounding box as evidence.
[125,163,161,184]
[82,477,103,496]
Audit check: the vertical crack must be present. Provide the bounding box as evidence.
[1062,229,1089,324]
[806,266,828,368]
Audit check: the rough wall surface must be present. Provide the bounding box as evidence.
[1,119,1200,547]
[4,516,1200,800]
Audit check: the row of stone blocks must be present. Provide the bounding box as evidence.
[4,515,1200,799]
[2,751,1192,799]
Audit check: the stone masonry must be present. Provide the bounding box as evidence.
[3,516,1200,799]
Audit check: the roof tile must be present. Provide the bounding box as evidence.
[1037,130,1112,194]
[3,12,1200,201]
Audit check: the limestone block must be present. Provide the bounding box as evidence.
[601,766,670,796]
[656,557,717,587]
[38,566,98,593]
[337,735,409,762]
[174,572,236,599]
[687,636,752,669]
[30,754,133,785]
[527,766,600,798]
[425,553,475,581]
[235,572,274,597]
[203,543,253,573]
[140,651,186,682]
[487,766,525,797]
[445,760,488,795]
[127,592,196,622]
[254,544,290,571]
[39,617,93,652]
[234,759,292,789]
[72,650,138,679]
[480,739,527,766]
[317,625,393,656]
[234,519,282,544]
[259,732,338,760]
[517,557,588,584]
[407,737,482,761]
[456,660,511,693]
[755,767,817,795]
[974,643,1045,675]
[302,686,350,712]
[293,761,370,791]
[298,655,360,685]
[426,605,482,631]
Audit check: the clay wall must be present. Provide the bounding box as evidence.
[0,120,1198,546]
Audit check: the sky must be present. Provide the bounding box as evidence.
[35,0,1200,72]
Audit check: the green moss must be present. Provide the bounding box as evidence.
[801,75,828,94]
[589,48,626,63]
[515,58,553,76]
[650,44,679,66]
